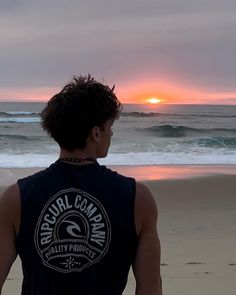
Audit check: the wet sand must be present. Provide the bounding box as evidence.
[1,165,236,295]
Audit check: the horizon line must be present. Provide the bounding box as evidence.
[0,100,236,106]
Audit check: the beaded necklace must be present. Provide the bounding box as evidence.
[57,157,97,164]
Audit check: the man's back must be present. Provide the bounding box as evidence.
[16,161,137,294]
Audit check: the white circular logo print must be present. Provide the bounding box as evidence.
[34,188,111,273]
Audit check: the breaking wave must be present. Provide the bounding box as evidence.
[144,124,236,138]
[121,111,236,118]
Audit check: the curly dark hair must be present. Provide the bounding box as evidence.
[41,74,123,150]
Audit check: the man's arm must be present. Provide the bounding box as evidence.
[0,184,20,294]
[133,182,162,295]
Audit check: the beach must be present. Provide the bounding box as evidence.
[1,165,236,295]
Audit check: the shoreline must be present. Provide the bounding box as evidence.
[0,164,235,186]
[110,164,236,180]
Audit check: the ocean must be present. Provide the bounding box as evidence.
[0,102,236,168]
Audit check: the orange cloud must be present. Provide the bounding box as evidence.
[0,81,235,105]
[116,79,236,105]
[0,87,58,102]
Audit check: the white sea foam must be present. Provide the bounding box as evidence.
[0,151,236,168]
[0,117,41,123]
[100,152,236,165]
[0,154,58,168]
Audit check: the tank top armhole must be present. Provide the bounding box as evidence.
[130,178,138,242]
[15,179,23,253]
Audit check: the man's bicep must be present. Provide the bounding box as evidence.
[0,224,17,292]
[133,182,162,295]
[0,185,19,290]
[133,220,161,293]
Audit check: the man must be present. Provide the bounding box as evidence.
[0,75,162,294]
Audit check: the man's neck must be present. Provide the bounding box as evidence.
[59,149,97,162]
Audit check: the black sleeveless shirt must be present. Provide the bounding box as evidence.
[16,161,138,295]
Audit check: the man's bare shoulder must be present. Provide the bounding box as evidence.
[0,184,20,231]
[0,183,20,204]
[135,181,158,235]
[135,182,158,214]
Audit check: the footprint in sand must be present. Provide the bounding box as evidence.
[186,262,205,265]
[204,271,212,274]
[193,271,212,275]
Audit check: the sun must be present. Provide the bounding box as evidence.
[147,97,161,104]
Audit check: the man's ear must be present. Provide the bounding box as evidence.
[91,126,101,142]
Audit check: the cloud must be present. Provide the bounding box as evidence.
[0,0,235,101]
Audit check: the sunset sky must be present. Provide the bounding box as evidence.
[0,0,236,104]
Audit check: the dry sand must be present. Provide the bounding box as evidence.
[1,166,236,295]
